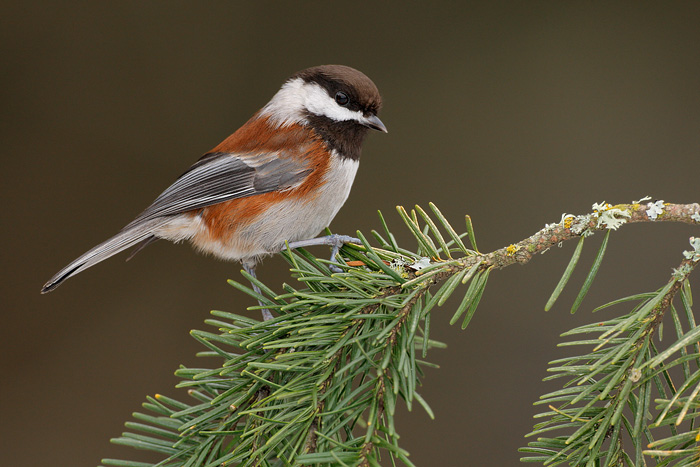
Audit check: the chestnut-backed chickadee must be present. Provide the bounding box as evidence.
[42,65,387,319]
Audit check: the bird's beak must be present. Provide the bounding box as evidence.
[363,114,388,133]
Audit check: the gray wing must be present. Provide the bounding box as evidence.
[128,151,312,226]
[41,150,312,293]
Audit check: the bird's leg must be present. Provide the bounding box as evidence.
[284,234,361,273]
[242,262,273,321]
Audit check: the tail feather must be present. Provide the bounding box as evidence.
[41,219,166,293]
[125,236,159,262]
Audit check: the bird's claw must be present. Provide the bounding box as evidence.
[285,234,361,273]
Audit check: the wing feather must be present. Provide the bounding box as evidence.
[128,151,311,226]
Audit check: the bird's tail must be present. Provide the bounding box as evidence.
[41,219,166,293]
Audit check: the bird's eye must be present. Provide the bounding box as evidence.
[335,91,349,106]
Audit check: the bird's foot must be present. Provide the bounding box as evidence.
[242,262,273,321]
[285,234,361,273]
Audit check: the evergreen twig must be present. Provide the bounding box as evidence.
[99,201,700,467]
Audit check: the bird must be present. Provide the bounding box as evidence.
[41,64,387,319]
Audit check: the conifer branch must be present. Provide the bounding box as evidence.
[100,200,700,467]
[450,202,699,273]
[397,202,699,309]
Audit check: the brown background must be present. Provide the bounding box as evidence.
[3,2,700,466]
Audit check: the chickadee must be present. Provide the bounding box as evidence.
[42,64,387,319]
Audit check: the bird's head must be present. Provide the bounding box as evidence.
[262,65,387,135]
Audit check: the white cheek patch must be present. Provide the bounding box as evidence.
[302,83,366,123]
[261,78,307,127]
[261,78,367,128]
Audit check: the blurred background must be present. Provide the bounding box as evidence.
[3,2,700,465]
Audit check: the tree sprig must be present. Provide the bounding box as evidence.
[100,201,700,467]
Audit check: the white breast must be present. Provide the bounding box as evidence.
[241,154,359,255]
[170,153,360,262]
